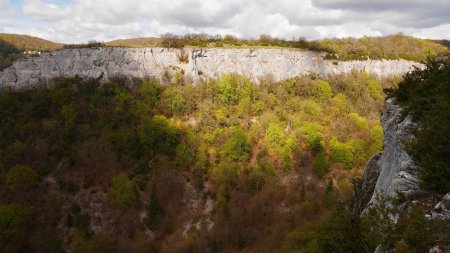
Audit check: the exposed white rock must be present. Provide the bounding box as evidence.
[0,47,422,90]
[369,98,423,204]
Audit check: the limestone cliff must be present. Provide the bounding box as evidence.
[364,98,422,206]
[0,47,422,89]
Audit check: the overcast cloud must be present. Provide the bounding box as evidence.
[0,0,449,43]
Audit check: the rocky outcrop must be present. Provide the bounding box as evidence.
[425,193,450,220]
[366,98,423,205]
[0,47,422,89]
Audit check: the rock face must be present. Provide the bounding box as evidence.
[0,47,422,89]
[368,98,422,205]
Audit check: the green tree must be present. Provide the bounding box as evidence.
[162,87,187,116]
[138,115,180,155]
[302,80,333,101]
[313,152,329,178]
[300,122,324,153]
[5,164,38,191]
[330,137,354,167]
[222,126,251,161]
[217,74,252,105]
[109,173,137,208]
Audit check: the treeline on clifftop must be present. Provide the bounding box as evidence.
[1,33,447,71]
[389,57,450,193]
[0,70,394,252]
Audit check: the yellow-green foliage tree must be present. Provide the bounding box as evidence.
[300,122,324,153]
[221,126,251,162]
[217,75,253,105]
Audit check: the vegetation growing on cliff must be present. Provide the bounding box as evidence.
[390,57,450,193]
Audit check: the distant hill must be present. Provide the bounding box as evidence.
[105,37,163,48]
[0,33,63,51]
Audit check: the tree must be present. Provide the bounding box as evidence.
[330,137,354,167]
[300,122,324,153]
[5,164,38,191]
[313,152,329,178]
[217,75,252,105]
[302,80,332,101]
[221,126,251,162]
[109,173,137,208]
[210,160,238,187]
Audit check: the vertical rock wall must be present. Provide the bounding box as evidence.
[0,47,422,89]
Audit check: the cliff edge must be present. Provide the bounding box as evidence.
[0,47,422,89]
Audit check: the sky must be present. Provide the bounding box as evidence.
[1,0,450,43]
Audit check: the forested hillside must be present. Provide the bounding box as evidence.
[0,71,394,252]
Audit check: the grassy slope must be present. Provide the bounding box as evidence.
[0,33,63,51]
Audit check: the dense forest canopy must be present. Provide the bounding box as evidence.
[0,70,395,252]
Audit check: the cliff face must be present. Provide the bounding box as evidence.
[0,47,422,89]
[365,98,422,205]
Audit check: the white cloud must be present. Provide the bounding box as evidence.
[0,0,15,20]
[5,0,449,43]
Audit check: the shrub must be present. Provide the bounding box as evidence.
[5,164,38,191]
[109,173,137,208]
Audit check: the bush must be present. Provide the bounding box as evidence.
[5,164,38,191]
[109,173,137,208]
